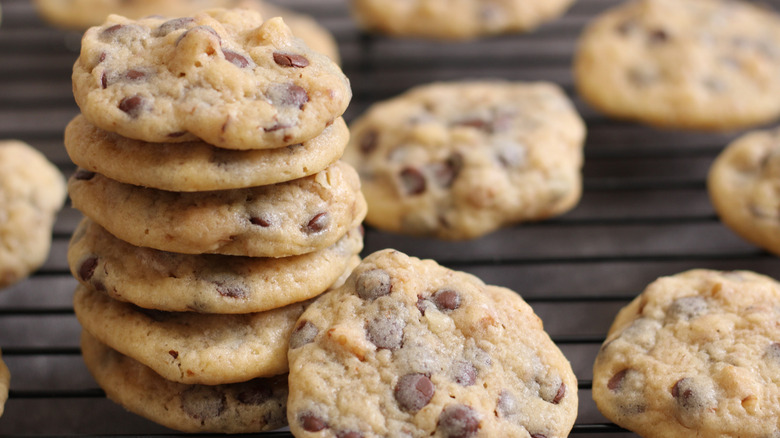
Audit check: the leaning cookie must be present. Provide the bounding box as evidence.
[287,249,577,437]
[344,80,585,240]
[0,140,67,289]
[72,8,351,149]
[574,0,780,131]
[708,128,780,255]
[592,269,780,438]
[68,162,367,257]
[350,0,575,40]
[64,115,349,191]
[80,331,288,433]
[0,348,8,418]
[68,219,362,313]
[75,284,307,384]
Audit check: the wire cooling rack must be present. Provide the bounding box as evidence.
[1,0,779,436]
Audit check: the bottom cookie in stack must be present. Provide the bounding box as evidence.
[80,331,288,433]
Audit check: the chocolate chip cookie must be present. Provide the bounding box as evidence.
[68,161,367,257]
[592,269,780,438]
[708,127,780,255]
[287,249,578,438]
[72,8,350,149]
[64,114,349,191]
[351,0,576,40]
[75,283,307,384]
[68,218,361,313]
[574,0,780,131]
[0,140,67,289]
[80,330,288,433]
[344,80,585,240]
[0,348,8,418]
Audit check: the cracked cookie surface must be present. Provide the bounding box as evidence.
[68,161,367,257]
[343,81,584,240]
[72,8,350,149]
[0,140,66,289]
[574,0,780,131]
[708,128,780,256]
[592,269,780,438]
[80,331,288,433]
[287,249,577,438]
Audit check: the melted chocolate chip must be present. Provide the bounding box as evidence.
[73,169,96,180]
[176,25,221,47]
[124,69,147,80]
[156,17,195,37]
[767,342,780,362]
[167,131,188,138]
[223,49,251,68]
[180,386,226,421]
[666,296,707,322]
[250,216,271,227]
[273,52,310,68]
[100,24,125,39]
[452,361,477,386]
[236,380,273,405]
[101,72,107,89]
[437,404,481,438]
[366,317,404,350]
[79,257,98,281]
[608,369,629,391]
[300,412,328,432]
[118,95,145,118]
[289,320,318,349]
[355,269,392,300]
[169,350,179,359]
[214,282,247,299]
[671,378,696,409]
[648,28,669,44]
[304,212,329,234]
[359,130,379,154]
[416,296,428,315]
[284,84,309,109]
[430,153,463,189]
[552,382,566,404]
[433,289,461,312]
[399,167,426,195]
[496,391,517,417]
[395,373,435,412]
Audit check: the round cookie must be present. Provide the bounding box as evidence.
[708,127,780,255]
[350,0,576,40]
[344,81,585,240]
[68,218,362,313]
[80,331,288,433]
[287,249,578,438]
[72,8,351,149]
[68,161,367,257]
[574,0,780,131]
[592,269,780,438]
[75,283,305,384]
[0,140,67,289]
[64,114,349,191]
[0,348,8,418]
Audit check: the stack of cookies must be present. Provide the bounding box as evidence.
[63,8,365,433]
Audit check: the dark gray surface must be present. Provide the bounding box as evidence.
[0,0,778,436]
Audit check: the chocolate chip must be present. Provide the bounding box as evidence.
[100,24,125,39]
[399,167,426,195]
[156,17,195,37]
[433,289,461,312]
[453,118,488,130]
[169,350,179,359]
[452,361,477,386]
[359,130,379,154]
[366,317,404,350]
[671,378,696,409]
[530,434,547,438]
[167,131,187,138]
[118,95,145,118]
[416,296,428,315]
[394,373,435,412]
[437,404,481,438]
[73,169,96,180]
[214,282,247,299]
[176,26,221,46]
[337,431,364,438]
[608,369,629,391]
[249,216,271,227]
[767,342,780,362]
[552,382,566,404]
[236,380,273,405]
[304,212,329,234]
[223,49,251,68]
[665,296,707,323]
[300,412,327,432]
[290,320,318,349]
[101,72,107,89]
[429,153,463,189]
[496,390,517,417]
[79,257,98,281]
[180,386,226,421]
[273,52,310,68]
[648,28,669,44]
[355,269,392,300]
[268,84,309,109]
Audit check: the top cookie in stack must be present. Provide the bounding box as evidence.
[64,8,366,433]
